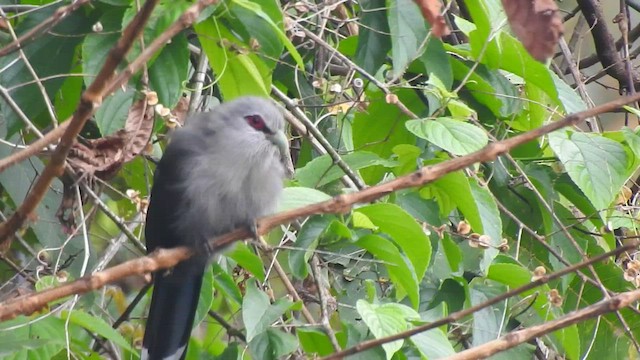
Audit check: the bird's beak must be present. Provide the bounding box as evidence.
[269,130,294,178]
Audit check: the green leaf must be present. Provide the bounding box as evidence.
[227,242,266,282]
[488,263,581,359]
[551,71,587,114]
[194,267,215,327]
[424,169,479,228]
[554,174,615,250]
[0,4,93,133]
[148,33,188,108]
[278,187,332,212]
[420,38,453,89]
[622,126,640,157]
[82,8,123,87]
[297,328,334,356]
[469,281,506,346]
[289,215,334,279]
[353,212,378,230]
[463,0,557,99]
[355,0,391,74]
[356,234,420,308]
[0,132,74,266]
[230,0,304,69]
[62,310,133,352]
[0,316,68,359]
[356,300,420,359]
[470,180,502,271]
[212,263,243,305]
[410,328,456,358]
[387,0,427,78]
[295,151,395,188]
[391,144,421,175]
[406,117,488,155]
[356,203,431,282]
[449,59,520,117]
[248,328,298,360]
[95,87,135,135]
[493,32,557,98]
[548,130,628,210]
[353,89,425,183]
[243,282,295,342]
[195,18,269,99]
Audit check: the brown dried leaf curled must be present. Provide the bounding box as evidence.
[59,99,154,230]
[501,0,564,61]
[67,99,154,180]
[413,0,451,37]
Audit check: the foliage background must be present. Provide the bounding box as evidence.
[0,0,639,359]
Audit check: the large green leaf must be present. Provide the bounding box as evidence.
[148,33,189,108]
[95,87,135,135]
[62,310,133,352]
[243,282,296,342]
[289,215,334,279]
[295,151,395,188]
[195,18,270,99]
[82,8,124,87]
[352,89,425,183]
[386,0,427,78]
[212,263,243,305]
[227,242,266,282]
[230,0,303,69]
[194,268,215,327]
[297,328,334,356]
[406,117,488,155]
[248,328,298,360]
[462,0,557,99]
[449,59,520,117]
[355,0,391,74]
[420,37,453,89]
[423,169,479,228]
[551,71,587,114]
[548,130,628,210]
[488,263,581,359]
[278,187,332,212]
[356,203,431,282]
[0,316,68,359]
[0,131,85,273]
[0,4,93,133]
[356,300,420,359]
[410,328,456,358]
[470,180,502,271]
[355,234,420,308]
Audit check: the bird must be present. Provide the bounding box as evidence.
[141,96,292,360]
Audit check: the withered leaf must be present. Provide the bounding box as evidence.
[413,0,451,37]
[501,0,564,61]
[60,99,154,231]
[67,99,154,180]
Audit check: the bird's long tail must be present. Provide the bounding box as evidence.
[141,271,204,360]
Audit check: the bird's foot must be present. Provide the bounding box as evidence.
[247,220,260,241]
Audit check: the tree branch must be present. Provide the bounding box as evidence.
[2,92,640,321]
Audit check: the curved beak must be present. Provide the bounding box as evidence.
[269,130,294,178]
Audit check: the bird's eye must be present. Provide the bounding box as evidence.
[245,114,269,133]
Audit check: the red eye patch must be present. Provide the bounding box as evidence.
[245,114,267,132]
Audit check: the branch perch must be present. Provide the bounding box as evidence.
[2,92,640,321]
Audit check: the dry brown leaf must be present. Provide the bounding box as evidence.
[172,96,190,127]
[413,0,451,37]
[59,99,155,230]
[501,0,564,62]
[67,98,154,179]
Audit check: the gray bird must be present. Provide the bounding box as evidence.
[142,96,292,360]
